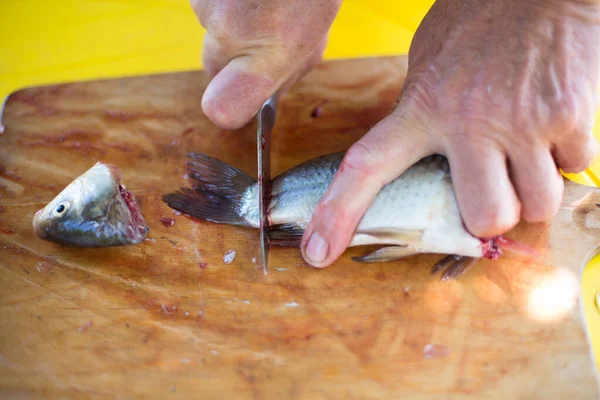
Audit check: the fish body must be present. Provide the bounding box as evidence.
[33,162,149,247]
[163,152,524,279]
[241,153,483,258]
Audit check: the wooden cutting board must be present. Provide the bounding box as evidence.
[0,56,599,399]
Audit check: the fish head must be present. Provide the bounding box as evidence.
[33,162,149,247]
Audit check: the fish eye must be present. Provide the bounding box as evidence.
[52,202,69,218]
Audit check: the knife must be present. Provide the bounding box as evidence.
[257,93,278,275]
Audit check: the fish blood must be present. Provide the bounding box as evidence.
[160,217,175,227]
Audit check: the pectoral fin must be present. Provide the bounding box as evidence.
[431,255,478,281]
[269,223,304,247]
[352,245,422,263]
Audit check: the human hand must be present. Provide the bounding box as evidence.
[190,0,342,130]
[301,0,600,267]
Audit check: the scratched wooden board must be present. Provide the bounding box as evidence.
[0,57,598,399]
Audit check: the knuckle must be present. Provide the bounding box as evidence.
[560,162,586,174]
[560,153,594,174]
[556,138,597,173]
[465,202,519,238]
[553,94,580,134]
[400,70,438,114]
[207,19,231,45]
[310,200,355,242]
[201,95,241,130]
[522,192,560,223]
[342,141,385,178]
[315,200,348,226]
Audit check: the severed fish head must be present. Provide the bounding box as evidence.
[33,162,149,247]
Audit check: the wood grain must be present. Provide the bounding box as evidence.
[0,56,598,399]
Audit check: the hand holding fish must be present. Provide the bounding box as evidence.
[190,0,600,269]
[302,0,600,267]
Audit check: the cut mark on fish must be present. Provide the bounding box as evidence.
[284,301,299,308]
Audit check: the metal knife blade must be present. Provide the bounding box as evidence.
[257,93,278,275]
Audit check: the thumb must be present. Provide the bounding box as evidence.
[300,109,432,268]
[201,52,286,130]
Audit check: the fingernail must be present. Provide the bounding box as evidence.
[305,232,329,264]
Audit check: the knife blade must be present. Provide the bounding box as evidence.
[257,93,278,275]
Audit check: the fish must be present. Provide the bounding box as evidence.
[162,152,535,280]
[33,162,149,247]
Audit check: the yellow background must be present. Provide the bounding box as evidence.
[1,0,599,367]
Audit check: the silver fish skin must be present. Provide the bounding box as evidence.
[241,153,484,258]
[33,162,149,247]
[163,152,499,266]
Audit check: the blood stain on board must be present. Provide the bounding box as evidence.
[160,217,175,227]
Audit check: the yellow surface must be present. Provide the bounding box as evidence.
[1,0,599,369]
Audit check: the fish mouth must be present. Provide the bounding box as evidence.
[32,209,47,239]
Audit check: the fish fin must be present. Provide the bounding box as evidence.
[163,153,255,227]
[269,223,305,247]
[357,228,424,242]
[162,189,249,227]
[185,153,255,197]
[431,255,478,281]
[352,245,421,263]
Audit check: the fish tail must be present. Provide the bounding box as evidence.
[162,153,255,227]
